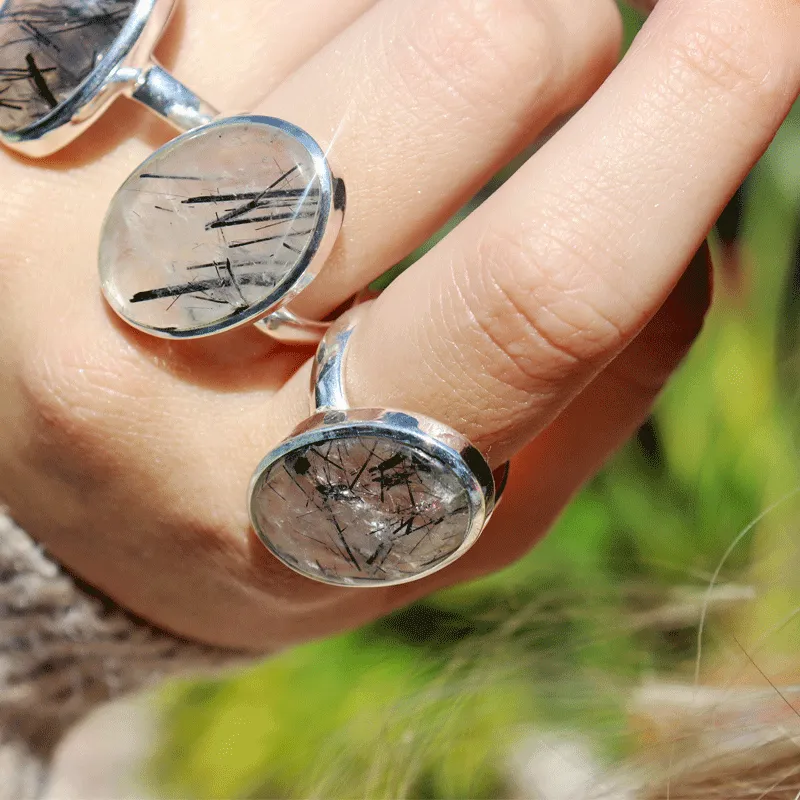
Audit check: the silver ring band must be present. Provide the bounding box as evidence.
[128,61,218,134]
[248,312,510,588]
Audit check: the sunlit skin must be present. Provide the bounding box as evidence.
[0,0,799,651]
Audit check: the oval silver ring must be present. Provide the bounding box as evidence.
[98,115,345,340]
[247,313,510,588]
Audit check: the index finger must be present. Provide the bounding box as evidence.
[338,0,800,464]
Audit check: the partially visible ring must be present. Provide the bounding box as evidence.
[0,0,217,157]
[248,312,510,588]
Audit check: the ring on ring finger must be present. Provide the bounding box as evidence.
[248,312,511,587]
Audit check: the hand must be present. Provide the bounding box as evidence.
[0,0,796,650]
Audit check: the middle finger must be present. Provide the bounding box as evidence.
[256,0,623,319]
[5,0,621,358]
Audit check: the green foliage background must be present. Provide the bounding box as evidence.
[150,7,800,798]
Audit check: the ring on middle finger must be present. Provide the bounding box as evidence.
[98,114,346,342]
[0,1,349,341]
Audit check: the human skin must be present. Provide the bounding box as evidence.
[0,0,797,651]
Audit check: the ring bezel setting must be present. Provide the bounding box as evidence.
[248,408,497,588]
[98,115,344,340]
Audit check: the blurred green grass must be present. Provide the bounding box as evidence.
[150,8,800,798]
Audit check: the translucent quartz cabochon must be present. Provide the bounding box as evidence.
[0,0,136,131]
[251,433,474,586]
[99,119,325,337]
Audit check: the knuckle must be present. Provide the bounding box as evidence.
[560,0,623,93]
[669,10,793,121]
[458,0,563,83]
[383,0,564,114]
[470,226,629,391]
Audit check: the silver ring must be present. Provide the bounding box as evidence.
[0,0,217,157]
[98,114,345,340]
[248,313,510,588]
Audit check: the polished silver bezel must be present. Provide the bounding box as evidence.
[248,408,495,588]
[99,114,344,339]
[1,0,176,156]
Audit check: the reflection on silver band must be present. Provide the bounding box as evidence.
[129,62,218,133]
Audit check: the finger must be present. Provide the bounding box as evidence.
[254,0,623,318]
[342,0,800,466]
[4,240,710,651]
[418,242,713,588]
[258,240,712,625]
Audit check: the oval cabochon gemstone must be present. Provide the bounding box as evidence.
[0,0,137,132]
[250,432,475,586]
[99,118,326,337]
